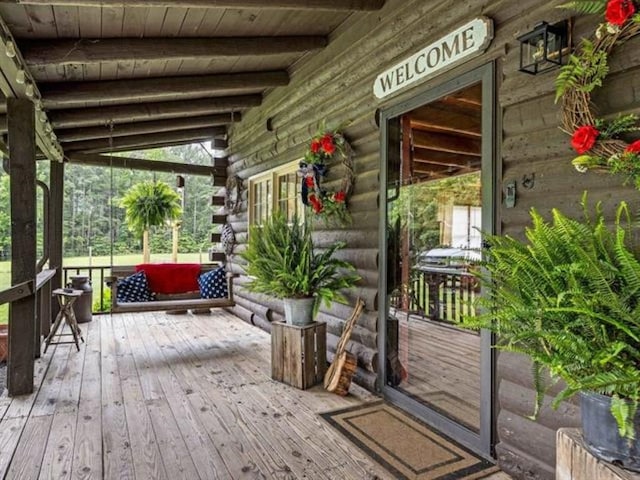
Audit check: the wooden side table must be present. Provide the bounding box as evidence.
[44,288,85,353]
[271,321,327,390]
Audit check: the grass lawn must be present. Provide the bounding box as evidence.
[0,251,206,324]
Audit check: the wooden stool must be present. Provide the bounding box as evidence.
[44,288,85,353]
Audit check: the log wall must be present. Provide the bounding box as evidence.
[226,1,640,478]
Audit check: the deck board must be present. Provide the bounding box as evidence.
[0,311,390,479]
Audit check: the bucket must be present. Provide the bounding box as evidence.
[69,276,93,323]
[283,297,315,326]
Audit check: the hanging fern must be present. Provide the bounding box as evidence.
[558,0,606,14]
[459,195,640,439]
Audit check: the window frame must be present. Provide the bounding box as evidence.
[247,160,304,226]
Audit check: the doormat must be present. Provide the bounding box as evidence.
[320,402,499,480]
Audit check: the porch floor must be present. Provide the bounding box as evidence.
[0,310,509,479]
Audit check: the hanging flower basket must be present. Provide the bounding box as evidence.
[556,0,640,187]
[298,127,355,223]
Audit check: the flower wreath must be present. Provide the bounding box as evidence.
[298,128,355,222]
[556,0,640,188]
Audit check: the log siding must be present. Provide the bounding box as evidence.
[226,1,640,478]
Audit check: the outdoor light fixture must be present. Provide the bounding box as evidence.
[5,40,15,58]
[518,21,568,75]
[24,82,34,98]
[15,69,25,84]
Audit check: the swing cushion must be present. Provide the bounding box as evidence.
[116,271,155,303]
[198,266,228,299]
[135,263,201,294]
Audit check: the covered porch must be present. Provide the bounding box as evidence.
[0,310,392,479]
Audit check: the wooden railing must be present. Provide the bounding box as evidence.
[391,266,478,324]
[62,265,112,314]
[0,268,57,360]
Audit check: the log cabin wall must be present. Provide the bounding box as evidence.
[226,1,640,479]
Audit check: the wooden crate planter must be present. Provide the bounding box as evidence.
[556,428,639,480]
[271,321,327,390]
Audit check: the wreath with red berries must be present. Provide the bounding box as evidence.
[298,128,355,223]
[557,0,640,188]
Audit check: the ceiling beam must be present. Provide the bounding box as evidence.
[50,95,259,129]
[57,114,238,142]
[412,149,481,169]
[40,71,288,109]
[63,126,226,154]
[67,152,226,176]
[412,131,481,157]
[0,0,385,10]
[409,107,481,138]
[22,37,327,68]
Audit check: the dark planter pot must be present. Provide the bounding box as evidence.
[581,391,640,472]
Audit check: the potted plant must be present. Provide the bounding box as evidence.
[459,196,640,471]
[241,212,360,325]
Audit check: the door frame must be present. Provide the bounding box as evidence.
[377,62,497,458]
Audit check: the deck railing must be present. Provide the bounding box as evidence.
[391,266,478,324]
[62,265,112,314]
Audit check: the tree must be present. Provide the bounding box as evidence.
[120,181,182,263]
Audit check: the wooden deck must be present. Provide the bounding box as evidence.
[0,310,391,480]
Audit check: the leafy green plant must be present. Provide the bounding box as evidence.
[459,195,640,439]
[557,0,606,14]
[120,181,182,263]
[555,39,609,102]
[241,212,360,316]
[92,287,111,313]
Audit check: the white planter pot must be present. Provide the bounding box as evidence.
[283,297,315,326]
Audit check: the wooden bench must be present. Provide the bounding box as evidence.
[106,264,235,313]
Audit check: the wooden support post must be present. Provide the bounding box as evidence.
[49,160,64,323]
[7,98,37,396]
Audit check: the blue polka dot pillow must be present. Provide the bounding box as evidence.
[116,271,155,303]
[198,266,228,299]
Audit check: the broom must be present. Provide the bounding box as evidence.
[324,298,365,396]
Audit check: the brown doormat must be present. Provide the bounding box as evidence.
[320,402,500,480]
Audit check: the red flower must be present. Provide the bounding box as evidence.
[312,201,324,213]
[310,139,321,153]
[625,140,640,154]
[321,134,335,155]
[571,125,599,154]
[606,0,635,26]
[334,191,346,203]
[305,176,315,187]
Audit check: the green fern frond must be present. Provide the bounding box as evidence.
[557,0,606,14]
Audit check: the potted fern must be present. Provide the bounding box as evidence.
[460,195,640,471]
[241,212,360,326]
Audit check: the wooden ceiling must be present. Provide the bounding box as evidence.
[0,0,385,161]
[404,83,482,180]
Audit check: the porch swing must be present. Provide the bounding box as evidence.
[101,123,236,314]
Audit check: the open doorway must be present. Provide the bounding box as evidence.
[379,63,496,457]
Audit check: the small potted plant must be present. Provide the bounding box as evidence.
[241,212,360,325]
[459,195,640,471]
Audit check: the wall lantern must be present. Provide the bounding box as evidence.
[518,21,568,75]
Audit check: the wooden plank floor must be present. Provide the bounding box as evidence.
[0,310,509,480]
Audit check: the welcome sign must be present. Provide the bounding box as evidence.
[373,17,494,99]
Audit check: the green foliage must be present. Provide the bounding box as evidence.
[241,212,360,317]
[557,0,606,14]
[459,196,640,439]
[555,39,609,102]
[608,152,640,188]
[92,287,111,313]
[120,180,182,236]
[595,114,640,139]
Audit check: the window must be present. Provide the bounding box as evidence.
[248,160,304,226]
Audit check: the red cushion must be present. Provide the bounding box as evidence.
[135,263,201,294]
